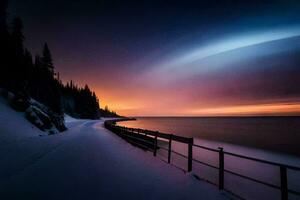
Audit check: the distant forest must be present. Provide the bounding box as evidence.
[0,1,119,119]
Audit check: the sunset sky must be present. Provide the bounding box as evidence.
[9,0,300,116]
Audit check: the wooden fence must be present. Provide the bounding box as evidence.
[104,120,300,200]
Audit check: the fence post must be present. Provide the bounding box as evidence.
[218,147,224,190]
[280,166,288,200]
[188,138,193,172]
[153,132,158,156]
[119,126,122,136]
[168,134,173,163]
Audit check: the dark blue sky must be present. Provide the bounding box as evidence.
[8,0,300,116]
[9,0,300,66]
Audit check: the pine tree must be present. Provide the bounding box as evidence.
[11,17,24,58]
[0,1,8,34]
[0,0,9,88]
[10,17,25,91]
[23,49,33,92]
[42,43,54,75]
[0,4,117,119]
[29,55,42,99]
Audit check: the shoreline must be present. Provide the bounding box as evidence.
[107,120,300,168]
[105,120,300,199]
[117,116,300,157]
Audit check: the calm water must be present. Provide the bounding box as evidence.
[117,117,300,199]
[117,116,300,156]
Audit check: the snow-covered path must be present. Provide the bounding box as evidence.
[0,107,229,199]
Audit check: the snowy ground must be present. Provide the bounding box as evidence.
[0,99,229,200]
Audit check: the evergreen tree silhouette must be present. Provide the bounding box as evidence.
[32,43,63,114]
[30,54,43,100]
[0,0,9,88]
[0,3,119,119]
[23,49,33,93]
[10,17,25,92]
[42,43,54,75]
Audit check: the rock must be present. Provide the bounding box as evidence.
[25,105,54,132]
[1,88,67,134]
[10,92,30,112]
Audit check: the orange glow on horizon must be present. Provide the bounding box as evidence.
[98,93,300,116]
[186,103,300,116]
[66,77,300,117]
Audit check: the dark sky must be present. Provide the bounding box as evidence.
[8,0,300,116]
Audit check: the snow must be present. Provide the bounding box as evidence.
[0,97,47,143]
[0,99,229,200]
[64,113,79,122]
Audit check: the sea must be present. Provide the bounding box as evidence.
[117,116,300,157]
[117,117,300,199]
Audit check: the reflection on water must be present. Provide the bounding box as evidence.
[117,117,300,156]
[118,117,300,199]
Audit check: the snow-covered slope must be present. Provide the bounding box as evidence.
[0,97,46,144]
[0,99,229,200]
[0,88,66,134]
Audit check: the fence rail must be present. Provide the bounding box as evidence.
[104,119,300,200]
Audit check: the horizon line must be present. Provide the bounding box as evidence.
[128,115,300,118]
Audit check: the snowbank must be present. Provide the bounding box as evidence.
[0,99,229,200]
[0,89,66,134]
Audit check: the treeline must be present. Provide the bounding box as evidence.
[0,1,119,119]
[62,81,100,119]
